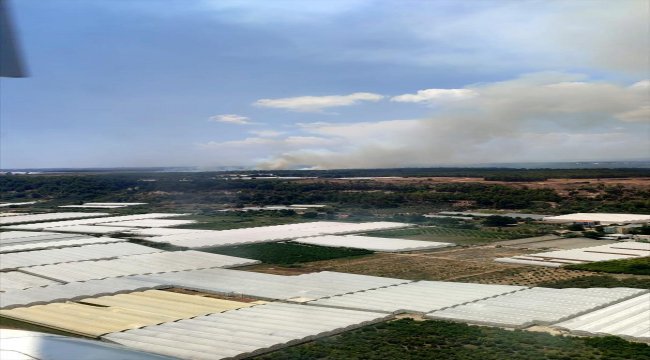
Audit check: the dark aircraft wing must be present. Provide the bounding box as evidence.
[0,0,26,77]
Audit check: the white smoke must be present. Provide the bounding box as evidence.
[250,73,649,169]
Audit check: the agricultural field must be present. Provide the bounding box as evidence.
[4,169,649,215]
[173,213,308,231]
[456,267,595,287]
[248,246,530,280]
[2,170,650,358]
[201,241,373,265]
[539,275,650,289]
[364,226,546,245]
[256,319,650,360]
[566,257,650,276]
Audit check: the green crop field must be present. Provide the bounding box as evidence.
[566,257,650,276]
[174,213,308,231]
[365,226,538,244]
[539,275,650,289]
[256,319,650,360]
[200,242,373,265]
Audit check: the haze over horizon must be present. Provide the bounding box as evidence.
[1,0,648,170]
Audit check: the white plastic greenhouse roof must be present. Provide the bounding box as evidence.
[427,287,647,328]
[496,241,650,267]
[1,231,89,245]
[0,237,125,253]
[145,221,412,248]
[543,213,650,224]
[294,235,453,252]
[0,290,259,338]
[60,202,148,209]
[100,219,197,228]
[609,242,650,251]
[38,225,139,234]
[126,228,208,237]
[1,213,188,230]
[22,250,260,282]
[553,293,650,342]
[0,271,61,292]
[0,242,162,270]
[102,302,391,360]
[0,201,38,207]
[0,277,166,309]
[0,212,110,225]
[0,213,23,218]
[85,202,148,206]
[1,231,80,241]
[136,269,409,301]
[308,281,525,314]
[0,329,176,360]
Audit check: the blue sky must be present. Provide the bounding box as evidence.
[1,0,648,169]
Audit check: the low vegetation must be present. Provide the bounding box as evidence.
[365,226,543,244]
[565,258,650,276]
[256,319,650,360]
[3,168,649,214]
[201,242,373,265]
[175,213,307,231]
[539,275,650,289]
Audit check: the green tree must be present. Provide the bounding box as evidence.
[483,215,517,227]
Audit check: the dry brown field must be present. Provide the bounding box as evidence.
[246,243,610,286]
[297,176,650,191]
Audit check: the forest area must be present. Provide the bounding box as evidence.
[1,168,649,214]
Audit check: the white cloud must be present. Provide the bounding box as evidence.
[249,130,285,137]
[200,135,338,149]
[616,106,650,123]
[630,80,650,90]
[254,92,384,112]
[248,73,649,169]
[391,89,477,104]
[112,1,648,75]
[298,119,422,143]
[209,114,251,125]
[199,0,371,24]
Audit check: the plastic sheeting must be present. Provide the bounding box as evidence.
[144,221,412,248]
[2,213,188,230]
[553,293,650,342]
[0,290,258,337]
[0,237,125,253]
[1,231,84,241]
[136,269,410,301]
[0,242,162,270]
[426,287,647,328]
[543,213,650,224]
[496,241,650,267]
[37,225,139,234]
[0,277,165,309]
[0,271,61,292]
[294,235,453,252]
[100,219,197,228]
[22,251,260,282]
[0,212,110,225]
[102,302,391,360]
[309,281,525,314]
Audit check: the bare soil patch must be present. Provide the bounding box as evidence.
[455,267,595,286]
[247,246,531,281]
[494,237,617,250]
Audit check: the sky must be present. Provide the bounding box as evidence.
[1,0,648,169]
